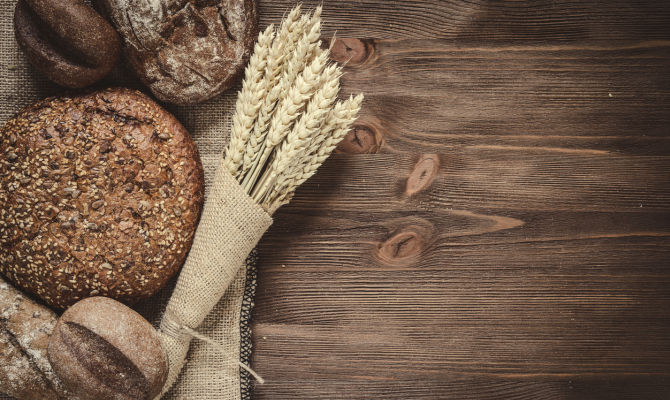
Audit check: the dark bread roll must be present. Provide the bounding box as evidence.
[0,88,204,310]
[14,0,121,88]
[48,297,168,400]
[94,0,258,104]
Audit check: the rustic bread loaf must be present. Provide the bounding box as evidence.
[0,88,204,310]
[14,0,121,88]
[48,296,168,400]
[0,276,74,400]
[94,0,258,104]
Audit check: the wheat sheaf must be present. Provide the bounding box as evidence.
[224,5,364,214]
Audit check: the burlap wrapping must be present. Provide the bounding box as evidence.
[0,1,270,398]
[158,163,272,397]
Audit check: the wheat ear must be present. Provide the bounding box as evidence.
[268,93,350,199]
[223,25,275,177]
[247,49,329,200]
[281,7,322,84]
[240,8,315,190]
[265,65,343,204]
[225,4,364,214]
[240,6,304,179]
[274,57,348,180]
[242,9,323,192]
[268,94,364,212]
[315,94,365,161]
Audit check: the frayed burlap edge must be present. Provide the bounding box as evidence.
[239,250,259,400]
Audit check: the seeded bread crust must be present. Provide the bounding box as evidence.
[0,88,204,310]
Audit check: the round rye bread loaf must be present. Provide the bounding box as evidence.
[0,88,204,309]
[94,0,258,104]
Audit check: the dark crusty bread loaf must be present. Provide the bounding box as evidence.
[0,276,74,400]
[14,0,121,88]
[48,297,168,400]
[94,0,258,104]
[0,88,204,310]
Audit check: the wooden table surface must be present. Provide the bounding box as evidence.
[250,1,670,399]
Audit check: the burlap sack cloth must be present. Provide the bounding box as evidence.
[0,2,271,398]
[157,164,272,398]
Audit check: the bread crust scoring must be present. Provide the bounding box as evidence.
[95,0,258,104]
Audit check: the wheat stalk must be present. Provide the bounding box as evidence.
[315,94,365,160]
[239,6,304,179]
[281,8,322,88]
[223,5,364,214]
[268,94,363,212]
[247,48,329,199]
[223,25,275,177]
[269,40,341,182]
[240,7,321,191]
[267,94,351,201]
[264,65,343,203]
[270,50,330,149]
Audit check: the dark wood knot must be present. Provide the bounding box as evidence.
[375,220,434,266]
[329,38,373,66]
[406,154,439,196]
[336,124,381,154]
[376,229,426,266]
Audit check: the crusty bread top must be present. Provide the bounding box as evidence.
[96,0,258,104]
[0,88,204,309]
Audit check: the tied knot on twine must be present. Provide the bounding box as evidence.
[161,312,266,385]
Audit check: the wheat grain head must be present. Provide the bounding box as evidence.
[239,7,312,182]
[247,48,330,199]
[224,4,364,214]
[269,65,343,199]
[223,25,275,176]
[268,93,364,211]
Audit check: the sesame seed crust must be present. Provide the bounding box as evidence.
[0,88,204,310]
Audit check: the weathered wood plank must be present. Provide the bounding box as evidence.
[252,377,670,400]
[329,39,670,155]
[251,153,670,398]
[259,1,670,41]
[254,1,670,398]
[282,153,670,212]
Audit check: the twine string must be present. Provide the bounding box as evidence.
[178,325,266,385]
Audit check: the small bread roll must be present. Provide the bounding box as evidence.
[48,297,168,400]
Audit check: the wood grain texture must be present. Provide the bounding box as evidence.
[335,39,670,155]
[259,1,670,41]
[251,0,670,399]
[252,153,670,399]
